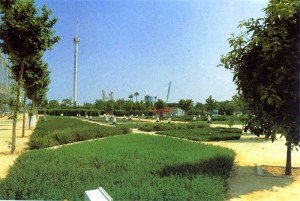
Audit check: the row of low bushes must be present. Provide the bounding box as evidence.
[29,116,131,149]
[138,122,210,132]
[0,134,235,200]
[170,115,247,122]
[157,127,242,141]
[42,109,155,117]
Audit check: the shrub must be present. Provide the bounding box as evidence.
[0,134,235,200]
[29,116,128,149]
[159,127,242,141]
[138,122,209,132]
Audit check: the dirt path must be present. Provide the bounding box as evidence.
[0,116,34,179]
[207,134,300,201]
[1,118,299,200]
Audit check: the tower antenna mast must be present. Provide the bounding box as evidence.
[73,18,80,107]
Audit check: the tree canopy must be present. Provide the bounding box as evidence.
[220,0,300,175]
[0,0,60,154]
[205,95,217,114]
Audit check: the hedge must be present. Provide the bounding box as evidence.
[138,122,209,132]
[0,134,235,200]
[157,127,242,141]
[29,116,130,149]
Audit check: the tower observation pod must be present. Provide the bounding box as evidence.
[73,19,80,107]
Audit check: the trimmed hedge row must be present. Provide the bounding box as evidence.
[0,134,235,200]
[157,127,242,141]
[138,122,210,132]
[29,116,130,149]
[170,115,239,122]
[43,109,155,117]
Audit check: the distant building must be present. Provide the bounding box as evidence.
[168,107,185,116]
[212,109,219,116]
[145,95,155,103]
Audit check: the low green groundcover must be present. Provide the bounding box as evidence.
[157,127,242,141]
[0,134,235,200]
[29,116,130,149]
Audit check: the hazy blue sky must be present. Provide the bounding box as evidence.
[36,0,268,104]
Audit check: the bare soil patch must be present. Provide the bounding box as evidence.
[262,165,300,176]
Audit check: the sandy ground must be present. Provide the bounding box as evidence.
[0,117,299,200]
[0,116,34,179]
[207,131,300,200]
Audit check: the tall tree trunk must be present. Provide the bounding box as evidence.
[11,62,24,154]
[22,90,26,137]
[35,101,38,120]
[285,141,292,175]
[31,98,38,128]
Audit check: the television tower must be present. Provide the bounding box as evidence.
[73,18,80,107]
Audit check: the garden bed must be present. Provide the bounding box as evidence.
[29,116,130,149]
[261,165,300,177]
[157,127,242,141]
[0,134,235,200]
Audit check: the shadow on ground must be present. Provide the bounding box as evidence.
[158,156,234,179]
[227,165,295,200]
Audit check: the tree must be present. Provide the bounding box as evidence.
[178,99,193,123]
[232,93,249,126]
[205,95,217,114]
[47,99,59,109]
[123,100,133,115]
[105,100,115,113]
[21,56,50,131]
[61,98,72,107]
[218,100,237,115]
[0,0,60,154]
[219,0,300,175]
[134,92,139,102]
[115,99,125,110]
[154,99,167,121]
[128,94,133,101]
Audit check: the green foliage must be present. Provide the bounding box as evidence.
[0,0,60,154]
[158,127,242,141]
[47,99,59,109]
[0,134,235,200]
[28,116,129,149]
[45,109,100,116]
[205,96,217,114]
[219,0,300,174]
[228,116,234,128]
[219,0,300,144]
[154,99,167,110]
[138,122,209,132]
[178,99,193,113]
[0,0,60,59]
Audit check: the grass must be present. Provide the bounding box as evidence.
[28,116,130,149]
[0,134,235,200]
[157,127,242,141]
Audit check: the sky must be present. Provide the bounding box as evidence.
[35,0,269,104]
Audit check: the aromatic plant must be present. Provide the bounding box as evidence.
[0,134,235,200]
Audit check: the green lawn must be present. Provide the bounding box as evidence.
[0,134,235,200]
